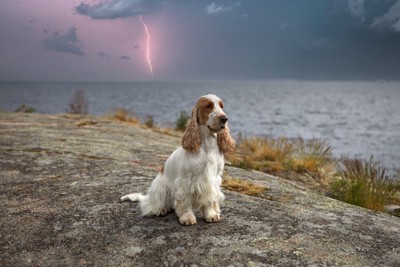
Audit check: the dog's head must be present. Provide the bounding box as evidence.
[182,94,235,153]
[196,94,228,134]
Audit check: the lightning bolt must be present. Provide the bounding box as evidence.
[139,15,154,79]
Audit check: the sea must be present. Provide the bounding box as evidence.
[1,80,399,174]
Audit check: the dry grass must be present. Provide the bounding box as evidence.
[230,137,293,172]
[222,175,267,197]
[152,127,184,138]
[292,137,333,173]
[110,108,139,124]
[104,108,185,138]
[231,136,333,175]
[329,156,397,211]
[245,137,293,162]
[228,135,337,191]
[75,120,98,127]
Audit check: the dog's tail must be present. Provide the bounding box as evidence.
[120,193,145,202]
[120,193,166,216]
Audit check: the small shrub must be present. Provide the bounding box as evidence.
[175,110,190,132]
[67,89,88,115]
[329,156,397,211]
[144,115,154,128]
[15,104,36,113]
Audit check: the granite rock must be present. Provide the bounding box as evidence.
[1,113,399,266]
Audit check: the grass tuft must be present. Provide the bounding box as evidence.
[222,175,267,197]
[15,104,36,113]
[75,120,98,127]
[110,108,139,124]
[231,137,293,172]
[230,136,334,175]
[293,137,333,172]
[329,156,397,211]
[228,135,337,191]
[144,115,154,128]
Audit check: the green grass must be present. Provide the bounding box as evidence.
[144,115,154,128]
[230,136,399,213]
[329,156,397,211]
[175,110,190,132]
[15,104,36,113]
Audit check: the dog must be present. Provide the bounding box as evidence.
[121,94,235,225]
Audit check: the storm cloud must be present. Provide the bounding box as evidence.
[96,51,111,59]
[75,0,159,20]
[2,0,400,81]
[119,55,130,60]
[42,27,84,56]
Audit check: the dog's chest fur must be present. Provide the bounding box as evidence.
[195,132,224,176]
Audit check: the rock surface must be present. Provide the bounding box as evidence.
[1,113,400,266]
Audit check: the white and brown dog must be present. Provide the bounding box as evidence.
[121,94,235,225]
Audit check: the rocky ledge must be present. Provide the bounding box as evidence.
[1,113,399,266]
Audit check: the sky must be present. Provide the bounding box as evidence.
[1,0,400,81]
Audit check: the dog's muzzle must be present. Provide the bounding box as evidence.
[219,115,228,129]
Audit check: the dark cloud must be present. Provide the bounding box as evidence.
[3,0,400,81]
[167,0,400,80]
[75,0,159,20]
[97,51,111,58]
[43,27,84,56]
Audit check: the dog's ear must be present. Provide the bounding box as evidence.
[182,106,202,152]
[217,124,235,154]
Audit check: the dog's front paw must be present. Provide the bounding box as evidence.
[205,212,221,223]
[179,213,196,226]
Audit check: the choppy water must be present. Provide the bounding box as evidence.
[1,80,399,172]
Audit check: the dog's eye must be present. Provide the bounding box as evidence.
[206,103,213,109]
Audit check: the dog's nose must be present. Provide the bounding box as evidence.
[220,116,228,124]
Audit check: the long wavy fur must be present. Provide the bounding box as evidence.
[182,107,202,152]
[217,124,235,154]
